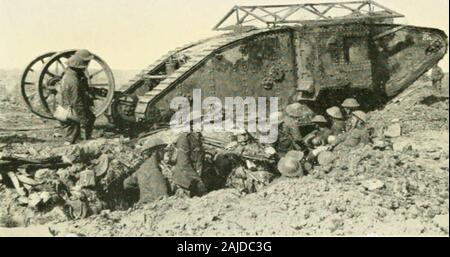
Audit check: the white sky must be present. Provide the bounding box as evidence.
[0,0,448,71]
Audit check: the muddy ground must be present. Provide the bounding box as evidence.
[0,71,448,236]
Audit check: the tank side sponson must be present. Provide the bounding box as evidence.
[370,24,448,98]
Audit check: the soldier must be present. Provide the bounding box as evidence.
[431,65,444,91]
[58,50,96,144]
[341,98,360,131]
[123,138,171,204]
[305,115,332,147]
[326,106,346,135]
[171,112,207,197]
[276,103,314,155]
[335,110,371,148]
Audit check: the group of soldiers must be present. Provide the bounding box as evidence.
[121,98,371,204]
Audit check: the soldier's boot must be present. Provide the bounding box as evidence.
[63,121,81,144]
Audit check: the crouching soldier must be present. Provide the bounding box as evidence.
[303,115,332,164]
[171,112,207,197]
[276,103,314,156]
[123,139,171,205]
[326,106,346,135]
[341,98,360,131]
[334,111,371,149]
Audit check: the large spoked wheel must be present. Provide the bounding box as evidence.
[37,50,115,119]
[20,52,57,119]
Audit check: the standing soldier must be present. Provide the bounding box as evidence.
[58,50,96,144]
[326,106,346,135]
[431,65,444,91]
[341,98,360,131]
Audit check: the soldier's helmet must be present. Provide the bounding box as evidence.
[75,49,94,61]
[140,138,167,152]
[67,55,89,69]
[352,110,367,123]
[285,103,314,125]
[277,157,303,178]
[341,98,360,108]
[326,106,344,120]
[311,115,327,123]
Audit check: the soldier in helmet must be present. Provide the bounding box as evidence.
[341,98,360,131]
[431,65,444,91]
[335,110,371,149]
[123,138,171,204]
[58,49,96,144]
[305,115,332,146]
[171,111,207,197]
[326,106,346,135]
[277,103,314,155]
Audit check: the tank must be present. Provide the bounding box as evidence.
[20,1,448,130]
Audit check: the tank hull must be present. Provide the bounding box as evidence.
[110,22,447,125]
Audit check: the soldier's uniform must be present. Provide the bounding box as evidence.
[171,132,207,196]
[341,98,360,131]
[431,65,444,91]
[335,110,371,149]
[123,139,170,204]
[326,106,346,135]
[58,51,95,144]
[274,103,314,155]
[123,155,171,204]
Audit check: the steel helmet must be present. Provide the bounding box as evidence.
[285,103,303,118]
[352,110,367,123]
[327,135,337,145]
[277,157,303,178]
[66,55,89,69]
[311,115,327,123]
[341,98,360,108]
[285,103,315,125]
[326,106,344,120]
[75,49,94,61]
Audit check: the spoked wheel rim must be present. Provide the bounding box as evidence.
[20,52,57,119]
[37,50,115,119]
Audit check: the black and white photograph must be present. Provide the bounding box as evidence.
[0,0,448,241]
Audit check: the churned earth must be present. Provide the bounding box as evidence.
[0,71,449,236]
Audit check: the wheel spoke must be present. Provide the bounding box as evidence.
[57,59,66,70]
[89,69,105,79]
[46,70,57,77]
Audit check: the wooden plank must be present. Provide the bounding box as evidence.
[7,172,26,196]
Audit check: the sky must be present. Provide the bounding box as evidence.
[0,0,448,71]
